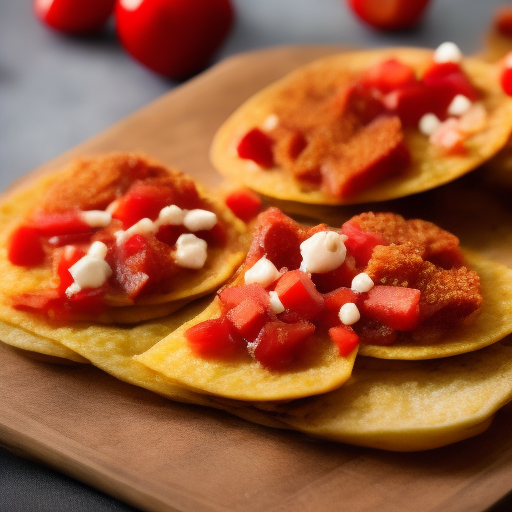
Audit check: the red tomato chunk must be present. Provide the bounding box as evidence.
[329,326,359,356]
[362,285,420,331]
[226,298,269,342]
[237,128,275,168]
[185,317,242,359]
[7,225,45,267]
[360,59,418,94]
[225,188,262,222]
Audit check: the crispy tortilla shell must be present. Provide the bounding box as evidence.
[262,342,512,451]
[0,155,248,330]
[135,296,357,402]
[211,48,512,205]
[359,251,512,359]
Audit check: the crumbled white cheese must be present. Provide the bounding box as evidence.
[120,0,144,10]
[80,210,112,228]
[299,231,347,274]
[244,256,281,287]
[447,94,472,116]
[419,113,442,136]
[156,205,186,226]
[269,291,285,314]
[339,303,360,325]
[351,273,374,293]
[105,199,120,215]
[174,234,208,269]
[65,242,112,297]
[183,209,217,232]
[263,114,279,131]
[433,42,462,64]
[115,218,157,245]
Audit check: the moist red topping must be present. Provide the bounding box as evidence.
[186,208,482,370]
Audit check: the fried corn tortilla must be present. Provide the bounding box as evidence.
[359,251,512,359]
[260,342,512,451]
[135,296,357,402]
[211,48,512,205]
[0,154,248,334]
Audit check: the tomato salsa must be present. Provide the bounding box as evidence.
[186,208,482,370]
[7,154,228,321]
[235,44,485,199]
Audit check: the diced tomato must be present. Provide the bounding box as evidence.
[112,182,175,229]
[422,72,478,119]
[329,325,359,356]
[311,254,358,293]
[335,83,386,125]
[226,298,268,341]
[383,82,432,127]
[195,223,228,247]
[422,61,461,80]
[46,232,95,247]
[57,246,86,294]
[237,128,275,168]
[7,225,45,267]
[185,316,243,359]
[114,234,178,299]
[361,285,420,331]
[31,212,91,236]
[155,224,187,247]
[225,188,262,222]
[360,59,418,94]
[341,220,387,267]
[500,54,512,96]
[274,270,324,322]
[245,208,303,270]
[64,287,105,316]
[253,320,315,370]
[218,283,271,311]
[11,289,61,312]
[322,287,359,327]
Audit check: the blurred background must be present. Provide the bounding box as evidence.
[1,0,511,510]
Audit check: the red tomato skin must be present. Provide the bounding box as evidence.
[341,220,387,267]
[237,128,275,168]
[501,54,512,96]
[495,7,512,37]
[31,212,92,237]
[329,326,359,356]
[34,0,116,34]
[359,59,418,94]
[225,189,262,223]
[347,0,431,31]
[7,226,45,267]
[115,0,234,78]
[57,246,87,294]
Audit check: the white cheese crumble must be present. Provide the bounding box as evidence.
[80,210,112,228]
[418,113,442,136]
[244,256,281,287]
[447,94,472,116]
[269,291,285,314]
[263,114,279,131]
[183,209,218,232]
[120,0,144,11]
[351,273,374,293]
[65,242,112,297]
[156,205,186,226]
[299,231,347,274]
[174,234,208,269]
[115,218,157,245]
[339,303,360,325]
[433,42,462,64]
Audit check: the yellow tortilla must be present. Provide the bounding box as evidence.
[260,342,512,451]
[358,251,512,359]
[0,154,248,331]
[135,296,357,402]
[211,48,512,205]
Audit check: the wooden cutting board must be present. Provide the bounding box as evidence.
[2,45,512,512]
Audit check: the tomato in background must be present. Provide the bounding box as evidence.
[500,53,512,96]
[346,0,431,31]
[34,0,116,34]
[115,0,234,78]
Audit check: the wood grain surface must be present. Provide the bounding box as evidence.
[1,45,512,512]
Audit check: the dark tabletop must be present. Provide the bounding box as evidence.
[1,0,512,510]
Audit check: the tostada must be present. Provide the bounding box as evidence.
[136,208,512,401]
[0,153,247,359]
[211,45,512,205]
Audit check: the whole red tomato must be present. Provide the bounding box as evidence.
[34,0,116,34]
[115,0,234,78]
[346,0,431,31]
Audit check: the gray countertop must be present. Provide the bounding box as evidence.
[1,0,511,510]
